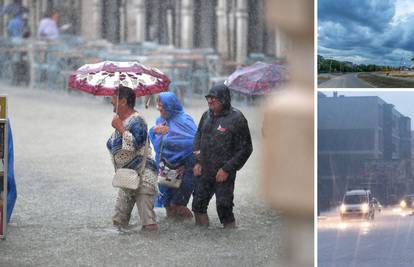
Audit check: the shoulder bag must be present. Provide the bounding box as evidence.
[157,135,184,189]
[112,136,149,190]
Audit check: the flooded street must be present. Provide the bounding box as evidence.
[318,207,414,267]
[0,85,281,266]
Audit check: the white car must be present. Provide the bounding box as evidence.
[339,189,375,220]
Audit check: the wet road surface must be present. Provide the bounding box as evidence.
[0,85,281,267]
[318,73,375,88]
[318,207,414,267]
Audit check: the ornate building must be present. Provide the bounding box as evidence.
[0,0,290,64]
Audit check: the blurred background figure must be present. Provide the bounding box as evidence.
[7,13,24,38]
[1,0,29,39]
[37,8,60,40]
[262,0,314,266]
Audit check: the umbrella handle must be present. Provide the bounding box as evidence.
[115,89,119,114]
[145,96,151,109]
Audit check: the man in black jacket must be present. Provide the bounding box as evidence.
[192,84,253,228]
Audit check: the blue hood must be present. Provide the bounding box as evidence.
[159,92,183,119]
[149,92,197,165]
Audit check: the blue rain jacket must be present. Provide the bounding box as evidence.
[149,92,197,207]
[149,92,197,166]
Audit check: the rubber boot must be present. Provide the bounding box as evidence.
[194,213,209,227]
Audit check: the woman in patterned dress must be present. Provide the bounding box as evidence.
[106,85,158,231]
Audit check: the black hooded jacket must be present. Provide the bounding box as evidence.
[194,84,253,175]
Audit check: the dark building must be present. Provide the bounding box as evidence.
[318,94,412,210]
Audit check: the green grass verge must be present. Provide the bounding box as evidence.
[358,73,414,88]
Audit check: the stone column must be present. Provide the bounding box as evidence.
[167,9,174,46]
[198,1,215,48]
[27,0,37,38]
[120,0,126,42]
[235,0,248,64]
[40,0,48,14]
[2,0,12,36]
[252,0,265,52]
[81,0,102,40]
[181,0,193,48]
[216,0,228,58]
[275,27,291,59]
[34,0,46,32]
[126,0,146,43]
[228,1,236,60]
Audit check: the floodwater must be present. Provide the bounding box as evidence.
[0,85,281,266]
[318,207,414,267]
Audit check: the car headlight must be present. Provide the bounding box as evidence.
[361,203,369,213]
[401,200,407,208]
[340,204,346,213]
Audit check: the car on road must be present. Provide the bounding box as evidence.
[339,189,375,220]
[399,195,414,211]
[372,197,382,213]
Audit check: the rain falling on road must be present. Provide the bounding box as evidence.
[0,85,281,266]
[319,207,414,267]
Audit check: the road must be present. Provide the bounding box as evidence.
[0,85,281,267]
[318,73,375,88]
[318,207,414,267]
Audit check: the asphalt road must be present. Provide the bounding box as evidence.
[318,73,375,88]
[0,85,281,267]
[318,207,414,267]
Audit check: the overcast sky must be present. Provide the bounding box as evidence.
[318,0,414,67]
[320,91,414,129]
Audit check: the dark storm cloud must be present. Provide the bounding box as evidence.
[319,0,395,32]
[318,0,414,66]
[383,15,414,51]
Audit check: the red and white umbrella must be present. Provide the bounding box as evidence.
[68,61,170,96]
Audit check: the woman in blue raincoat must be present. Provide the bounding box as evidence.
[149,92,197,219]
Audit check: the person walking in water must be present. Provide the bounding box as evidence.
[192,84,253,228]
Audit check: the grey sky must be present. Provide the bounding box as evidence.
[318,0,414,67]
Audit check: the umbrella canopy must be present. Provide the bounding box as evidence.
[224,61,284,96]
[68,61,170,97]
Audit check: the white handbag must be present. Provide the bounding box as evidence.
[112,137,149,190]
[157,135,184,189]
[157,160,184,189]
[112,168,140,190]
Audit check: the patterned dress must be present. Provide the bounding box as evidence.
[107,112,158,226]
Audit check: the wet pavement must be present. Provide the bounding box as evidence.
[318,73,375,88]
[318,207,414,267]
[0,85,281,266]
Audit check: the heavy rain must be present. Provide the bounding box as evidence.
[0,85,281,266]
[0,0,316,266]
[318,91,414,267]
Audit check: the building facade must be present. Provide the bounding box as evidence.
[0,0,289,64]
[318,93,412,210]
